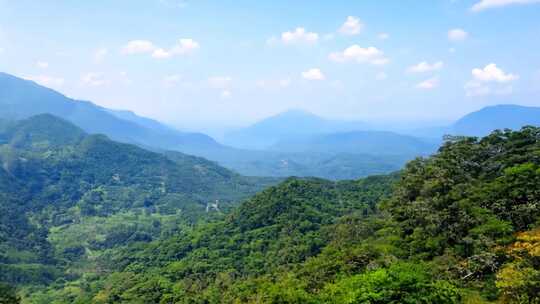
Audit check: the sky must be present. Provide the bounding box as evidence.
[0,0,539,131]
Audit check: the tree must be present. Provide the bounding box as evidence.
[0,283,20,304]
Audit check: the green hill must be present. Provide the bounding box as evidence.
[0,114,275,288]
[23,126,540,303]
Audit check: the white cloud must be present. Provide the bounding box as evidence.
[151,39,199,58]
[25,75,65,88]
[281,27,319,44]
[123,38,199,59]
[174,39,200,54]
[376,72,388,80]
[448,29,468,42]
[151,48,171,59]
[301,68,325,81]
[36,61,49,69]
[471,0,540,11]
[208,76,232,89]
[81,72,106,87]
[465,63,519,96]
[123,40,156,54]
[94,48,108,63]
[329,45,389,65]
[471,63,518,82]
[338,16,363,36]
[408,61,444,73]
[378,33,390,40]
[416,77,439,89]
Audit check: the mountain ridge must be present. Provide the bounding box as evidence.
[223,109,369,150]
[0,72,223,152]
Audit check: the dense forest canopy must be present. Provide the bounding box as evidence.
[2,124,537,303]
[0,112,538,303]
[0,114,276,300]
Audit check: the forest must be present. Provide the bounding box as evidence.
[1,114,539,303]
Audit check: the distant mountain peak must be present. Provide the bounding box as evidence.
[452,104,540,136]
[224,109,367,150]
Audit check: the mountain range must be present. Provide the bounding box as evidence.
[0,72,221,152]
[1,71,539,180]
[223,109,369,150]
[270,130,437,155]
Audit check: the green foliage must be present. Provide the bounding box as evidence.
[319,262,460,304]
[0,114,275,291]
[0,283,20,304]
[3,120,540,303]
[79,127,539,303]
[496,228,540,303]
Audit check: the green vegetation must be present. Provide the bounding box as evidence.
[2,114,540,303]
[0,283,20,304]
[0,114,275,297]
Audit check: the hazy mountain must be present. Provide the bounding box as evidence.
[104,108,177,133]
[0,72,438,180]
[405,104,540,139]
[224,109,368,149]
[0,72,221,152]
[271,130,438,156]
[451,104,540,136]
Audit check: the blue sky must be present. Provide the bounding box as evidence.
[0,0,539,130]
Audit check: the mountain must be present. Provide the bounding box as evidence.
[0,72,439,180]
[451,104,540,136]
[224,109,368,149]
[24,126,540,303]
[0,114,275,286]
[271,130,438,156]
[105,108,178,134]
[0,72,222,152]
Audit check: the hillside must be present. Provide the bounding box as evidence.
[0,114,275,288]
[23,126,540,303]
